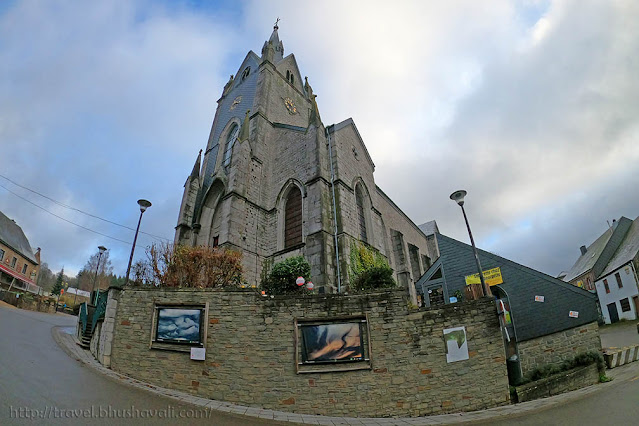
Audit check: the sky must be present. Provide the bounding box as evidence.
[1,0,638,279]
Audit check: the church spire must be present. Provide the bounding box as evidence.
[190,149,202,180]
[261,18,284,63]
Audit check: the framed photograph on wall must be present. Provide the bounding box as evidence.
[151,304,208,351]
[295,315,372,373]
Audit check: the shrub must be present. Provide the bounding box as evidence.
[136,243,244,288]
[261,256,311,295]
[349,242,395,293]
[519,350,605,385]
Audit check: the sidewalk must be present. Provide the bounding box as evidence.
[53,326,639,425]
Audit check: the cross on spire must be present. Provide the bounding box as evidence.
[274,17,280,30]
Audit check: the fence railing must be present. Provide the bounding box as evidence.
[79,302,88,334]
[91,290,108,334]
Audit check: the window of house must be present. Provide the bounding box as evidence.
[222,124,240,168]
[212,236,219,248]
[284,186,302,248]
[615,272,623,288]
[11,257,17,268]
[620,298,631,312]
[21,264,27,274]
[285,70,294,84]
[586,277,592,290]
[355,185,367,243]
[603,279,610,294]
[0,248,4,261]
[241,67,250,81]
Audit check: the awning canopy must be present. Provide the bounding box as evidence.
[0,263,36,286]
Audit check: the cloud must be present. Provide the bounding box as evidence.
[1,0,636,280]
[0,0,239,275]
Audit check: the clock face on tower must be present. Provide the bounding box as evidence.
[283,97,297,114]
[230,96,242,110]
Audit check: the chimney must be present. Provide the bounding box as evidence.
[35,247,41,264]
[580,245,587,256]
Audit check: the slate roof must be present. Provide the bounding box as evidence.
[599,216,639,277]
[563,228,613,282]
[563,216,633,282]
[418,220,438,236]
[417,233,598,342]
[0,211,38,264]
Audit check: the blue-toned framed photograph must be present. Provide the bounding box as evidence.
[155,307,203,345]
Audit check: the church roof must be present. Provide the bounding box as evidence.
[418,220,439,236]
[0,210,38,264]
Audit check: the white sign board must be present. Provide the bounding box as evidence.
[569,311,579,318]
[190,347,206,361]
[534,296,545,302]
[443,326,469,363]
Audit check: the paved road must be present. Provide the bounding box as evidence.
[480,365,639,426]
[599,320,639,349]
[0,305,283,425]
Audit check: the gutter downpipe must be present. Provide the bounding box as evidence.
[326,126,342,293]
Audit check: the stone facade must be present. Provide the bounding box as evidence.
[174,26,433,297]
[517,321,602,377]
[109,288,510,417]
[514,364,600,402]
[89,287,120,367]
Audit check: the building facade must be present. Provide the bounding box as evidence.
[0,210,41,294]
[415,230,601,379]
[175,25,436,296]
[593,217,639,323]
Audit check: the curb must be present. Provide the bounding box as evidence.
[51,326,639,425]
[604,344,639,369]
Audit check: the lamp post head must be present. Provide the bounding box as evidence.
[98,245,107,254]
[449,190,468,207]
[137,199,152,213]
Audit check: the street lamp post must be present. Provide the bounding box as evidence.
[450,190,491,298]
[91,246,107,305]
[124,199,152,286]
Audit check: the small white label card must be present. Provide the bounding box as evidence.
[190,347,206,361]
[534,296,545,302]
[569,311,579,318]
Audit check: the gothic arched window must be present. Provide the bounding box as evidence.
[284,186,302,248]
[222,124,240,168]
[355,184,367,243]
[241,67,250,81]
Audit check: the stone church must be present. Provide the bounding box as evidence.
[175,24,437,299]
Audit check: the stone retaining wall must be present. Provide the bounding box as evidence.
[514,364,600,402]
[517,322,601,377]
[109,288,510,417]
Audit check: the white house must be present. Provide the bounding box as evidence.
[594,217,639,324]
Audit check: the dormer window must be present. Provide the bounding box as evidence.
[241,67,250,81]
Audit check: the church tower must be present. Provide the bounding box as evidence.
[175,23,436,298]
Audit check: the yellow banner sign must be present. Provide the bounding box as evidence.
[465,267,503,286]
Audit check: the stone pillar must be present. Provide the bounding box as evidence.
[98,287,122,367]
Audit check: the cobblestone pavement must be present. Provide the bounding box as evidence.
[53,326,639,425]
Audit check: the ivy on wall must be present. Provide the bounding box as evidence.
[349,242,395,293]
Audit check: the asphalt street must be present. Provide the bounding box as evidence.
[0,304,283,425]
